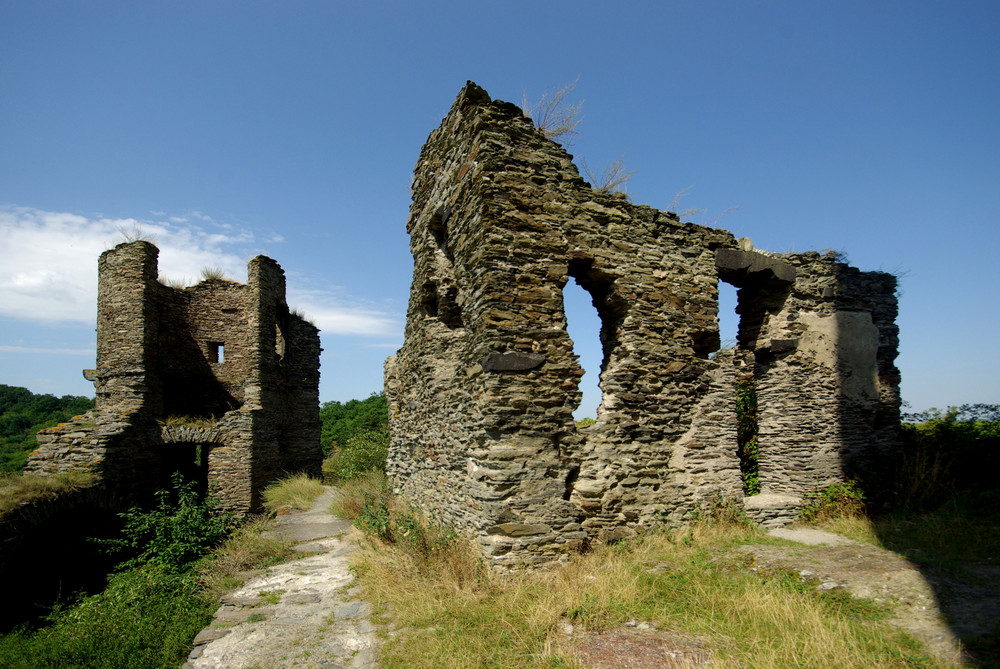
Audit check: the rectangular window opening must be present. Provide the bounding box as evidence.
[209,342,224,363]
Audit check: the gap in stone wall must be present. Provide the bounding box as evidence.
[715,281,740,356]
[562,278,602,421]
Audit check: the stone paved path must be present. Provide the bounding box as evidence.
[185,487,379,669]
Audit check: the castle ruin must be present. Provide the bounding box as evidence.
[27,241,322,515]
[385,82,901,566]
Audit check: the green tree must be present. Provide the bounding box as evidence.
[0,384,94,472]
[319,392,388,458]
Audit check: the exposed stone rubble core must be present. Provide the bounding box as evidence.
[385,82,901,566]
[27,241,322,515]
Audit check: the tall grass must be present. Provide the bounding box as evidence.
[335,473,943,668]
[262,472,325,512]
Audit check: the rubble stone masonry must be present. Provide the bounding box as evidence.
[27,242,322,515]
[385,82,900,566]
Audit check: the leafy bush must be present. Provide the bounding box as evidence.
[103,472,233,572]
[800,481,866,523]
[0,565,213,669]
[894,403,1000,511]
[323,425,389,481]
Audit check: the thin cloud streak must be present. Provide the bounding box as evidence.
[0,345,95,355]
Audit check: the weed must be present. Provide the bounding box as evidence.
[582,156,636,196]
[521,78,583,143]
[800,481,866,523]
[258,590,283,605]
[101,472,233,572]
[161,414,216,428]
[200,266,228,281]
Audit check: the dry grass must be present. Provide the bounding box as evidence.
[0,470,97,515]
[340,481,945,668]
[262,473,325,513]
[200,266,229,282]
[582,157,636,197]
[196,516,296,598]
[522,78,583,143]
[161,414,217,428]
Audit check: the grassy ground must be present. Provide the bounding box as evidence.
[0,470,96,515]
[334,473,948,669]
[261,472,326,512]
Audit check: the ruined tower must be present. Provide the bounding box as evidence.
[28,241,322,514]
[385,82,900,566]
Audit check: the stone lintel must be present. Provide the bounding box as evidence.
[716,248,796,285]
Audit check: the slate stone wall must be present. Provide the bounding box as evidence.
[27,242,322,515]
[386,82,901,566]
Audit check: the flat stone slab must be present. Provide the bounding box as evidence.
[767,526,857,546]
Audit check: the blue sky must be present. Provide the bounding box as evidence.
[1,1,997,417]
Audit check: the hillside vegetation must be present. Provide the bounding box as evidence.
[0,384,93,472]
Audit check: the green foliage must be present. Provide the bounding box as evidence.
[319,392,388,457]
[335,471,457,563]
[0,565,213,668]
[103,473,233,572]
[696,495,756,527]
[735,379,760,496]
[324,425,389,481]
[575,417,596,427]
[0,384,94,473]
[800,481,866,523]
[895,403,999,511]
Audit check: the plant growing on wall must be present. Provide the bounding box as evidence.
[736,378,760,495]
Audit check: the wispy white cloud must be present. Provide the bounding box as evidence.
[0,345,95,355]
[0,206,251,323]
[0,206,402,339]
[287,288,401,337]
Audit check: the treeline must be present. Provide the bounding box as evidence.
[319,392,389,481]
[0,384,94,473]
[895,403,1000,511]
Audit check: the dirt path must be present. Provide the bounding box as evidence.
[184,487,379,669]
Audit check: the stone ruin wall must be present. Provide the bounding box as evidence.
[27,241,322,515]
[385,82,901,566]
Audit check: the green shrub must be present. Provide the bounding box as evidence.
[894,404,1000,511]
[800,481,866,523]
[103,472,233,572]
[0,566,212,668]
[323,425,389,481]
[735,378,760,495]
